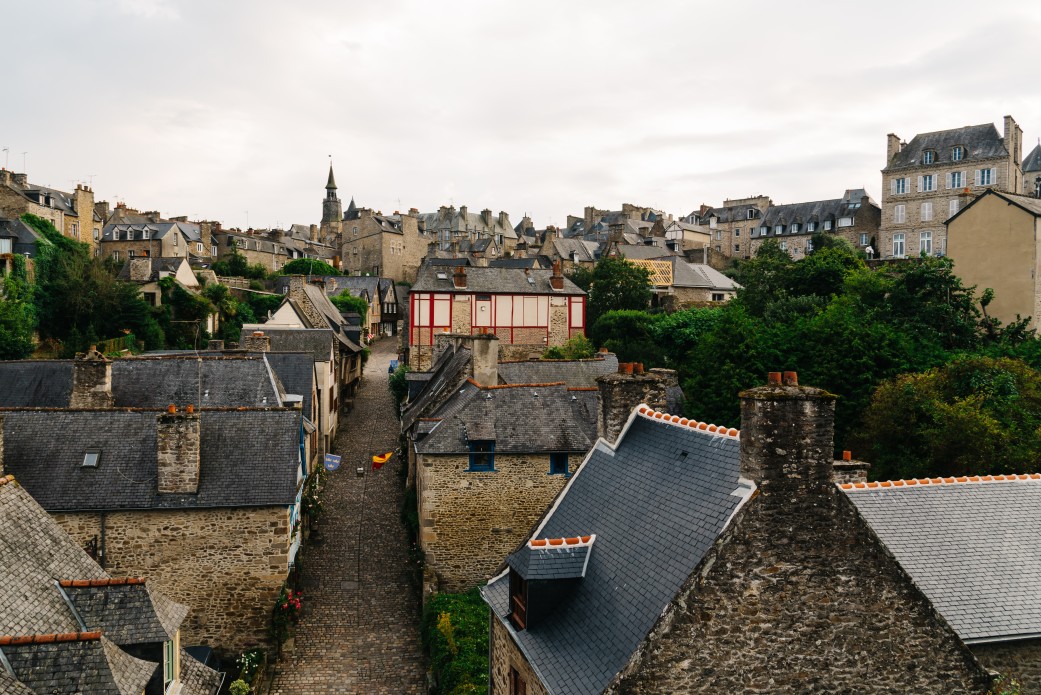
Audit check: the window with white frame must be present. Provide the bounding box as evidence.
[113,251,120,261]
[774,224,783,234]
[922,150,935,165]
[952,146,964,162]
[893,233,905,258]
[709,217,717,229]
[715,230,722,241]
[759,226,768,235]
[791,223,800,233]
[921,202,933,222]
[976,168,995,186]
[93,228,100,240]
[807,221,816,232]
[0,238,11,254]
[949,199,960,217]
[920,174,936,192]
[734,228,741,237]
[894,177,908,195]
[894,204,906,224]
[747,209,756,219]
[859,233,868,246]
[197,242,203,252]
[920,231,932,255]
[948,171,963,189]
[823,220,833,231]
[779,240,787,251]
[837,217,853,227]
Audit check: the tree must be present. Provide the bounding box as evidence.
[330,293,368,326]
[280,258,341,276]
[0,255,35,358]
[589,310,663,365]
[542,334,596,360]
[568,257,652,328]
[211,249,269,280]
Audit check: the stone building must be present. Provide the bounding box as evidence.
[947,189,1041,330]
[748,189,881,258]
[881,116,1023,259]
[407,263,586,371]
[540,236,599,273]
[694,195,772,259]
[319,164,343,246]
[481,373,997,694]
[1024,142,1041,197]
[417,205,519,255]
[630,257,740,309]
[0,169,100,250]
[341,206,426,283]
[101,219,211,263]
[0,474,222,694]
[211,228,288,272]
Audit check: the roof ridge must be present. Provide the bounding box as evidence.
[0,631,102,645]
[465,378,567,390]
[528,534,594,549]
[0,475,13,487]
[840,473,1041,491]
[637,405,739,439]
[59,578,147,588]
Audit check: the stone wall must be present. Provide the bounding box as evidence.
[286,276,328,329]
[156,411,201,494]
[595,370,671,444]
[70,355,113,408]
[490,617,549,695]
[417,452,570,593]
[0,186,64,234]
[972,638,1041,691]
[52,506,291,656]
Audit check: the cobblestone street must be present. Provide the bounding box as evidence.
[269,338,426,694]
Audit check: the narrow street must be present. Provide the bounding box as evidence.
[269,338,426,694]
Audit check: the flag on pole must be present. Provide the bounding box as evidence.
[372,451,393,471]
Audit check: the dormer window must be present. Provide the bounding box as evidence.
[509,569,528,629]
[922,150,935,165]
[807,222,816,232]
[468,440,495,471]
[746,209,756,220]
[142,230,150,240]
[823,220,833,231]
[952,146,964,162]
[790,223,800,234]
[774,224,783,235]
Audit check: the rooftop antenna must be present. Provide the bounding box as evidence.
[1,147,8,169]
[245,210,250,229]
[88,174,96,187]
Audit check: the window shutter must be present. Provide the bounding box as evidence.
[918,176,924,192]
[891,179,897,194]
[946,172,952,189]
[974,169,981,186]
[990,168,996,185]
[962,171,967,188]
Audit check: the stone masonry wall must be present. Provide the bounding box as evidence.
[490,617,549,695]
[70,360,114,409]
[52,506,291,656]
[417,452,569,593]
[595,371,670,444]
[156,412,201,494]
[972,639,1041,691]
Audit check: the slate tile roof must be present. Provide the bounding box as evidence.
[610,244,679,261]
[498,355,619,388]
[401,344,473,432]
[102,221,201,243]
[2,409,300,511]
[1024,143,1041,173]
[843,475,1041,643]
[111,356,283,407]
[264,352,316,420]
[886,123,1008,170]
[416,382,597,455]
[508,536,595,581]
[489,257,548,269]
[668,259,740,291]
[179,648,225,694]
[410,265,585,295]
[244,328,336,363]
[0,361,72,407]
[62,581,187,645]
[481,407,748,695]
[753,194,872,236]
[0,634,157,695]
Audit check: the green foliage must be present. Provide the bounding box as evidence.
[156,277,215,349]
[228,680,250,695]
[211,249,269,280]
[330,292,368,326]
[590,310,663,365]
[568,257,652,328]
[270,585,302,647]
[236,647,266,685]
[23,214,164,354]
[542,334,596,360]
[0,255,36,358]
[989,675,1022,695]
[280,258,341,276]
[422,589,489,695]
[389,363,411,404]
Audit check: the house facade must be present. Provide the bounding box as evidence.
[341,206,426,283]
[695,195,772,259]
[0,170,99,250]
[880,116,1023,259]
[748,189,881,258]
[417,205,518,255]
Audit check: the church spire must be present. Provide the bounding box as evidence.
[326,162,337,190]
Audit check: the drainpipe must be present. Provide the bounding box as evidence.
[99,511,107,568]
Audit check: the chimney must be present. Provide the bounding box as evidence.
[459,205,468,220]
[832,449,871,485]
[550,260,564,290]
[453,265,467,289]
[242,330,271,352]
[481,209,493,226]
[739,371,837,503]
[70,346,114,408]
[309,224,319,243]
[498,211,508,227]
[12,173,27,187]
[471,334,499,386]
[0,170,10,186]
[199,222,212,254]
[595,367,672,444]
[156,406,201,494]
[886,133,902,164]
[207,339,225,351]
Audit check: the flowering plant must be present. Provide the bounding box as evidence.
[271,585,303,646]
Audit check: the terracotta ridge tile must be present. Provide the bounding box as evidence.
[636,405,739,439]
[59,577,146,588]
[528,534,594,549]
[0,475,13,486]
[465,378,567,390]
[840,471,1041,491]
[0,631,102,645]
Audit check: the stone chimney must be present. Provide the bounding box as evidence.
[886,133,902,164]
[127,258,153,282]
[833,449,871,485]
[453,265,467,289]
[0,170,10,186]
[459,205,468,221]
[481,209,493,226]
[498,211,508,227]
[596,365,672,444]
[12,173,27,187]
[199,222,212,254]
[156,405,201,494]
[70,346,114,408]
[242,330,271,352]
[739,371,838,503]
[471,334,499,386]
[310,224,319,243]
[550,260,564,290]
[207,339,225,351]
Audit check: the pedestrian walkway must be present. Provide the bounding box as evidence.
[269,339,426,694]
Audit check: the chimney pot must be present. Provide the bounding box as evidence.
[767,372,782,385]
[185,404,194,414]
[252,331,264,337]
[782,371,798,386]
[167,404,176,414]
[842,450,852,461]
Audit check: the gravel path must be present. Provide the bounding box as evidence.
[269,339,426,694]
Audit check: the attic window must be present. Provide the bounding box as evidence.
[922,150,936,165]
[526,276,535,285]
[468,440,495,472]
[82,450,101,468]
[746,209,756,219]
[509,569,528,630]
[436,272,448,280]
[952,145,964,162]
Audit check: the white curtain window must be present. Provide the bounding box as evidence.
[949,199,960,217]
[920,232,932,255]
[893,233,905,258]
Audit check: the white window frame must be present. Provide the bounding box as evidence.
[922,150,935,165]
[893,178,908,195]
[807,222,816,232]
[894,204,906,224]
[952,146,964,162]
[823,220,833,231]
[976,168,994,186]
[774,224,783,234]
[920,231,932,255]
[949,199,960,217]
[893,233,905,258]
[715,230,722,241]
[920,174,935,192]
[948,171,963,189]
[859,233,868,246]
[921,202,933,222]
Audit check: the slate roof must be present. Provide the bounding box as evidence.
[670,260,740,291]
[886,123,1008,170]
[116,256,189,283]
[411,265,584,295]
[498,355,619,388]
[489,257,548,269]
[0,635,157,695]
[1024,143,1041,173]
[179,648,225,694]
[111,356,283,407]
[63,582,187,645]
[2,409,301,511]
[507,537,594,581]
[244,328,335,363]
[264,352,316,420]
[610,244,678,261]
[753,194,872,237]
[0,361,73,407]
[400,344,473,432]
[843,476,1041,643]
[102,221,201,243]
[549,238,599,264]
[416,382,597,455]
[482,408,749,695]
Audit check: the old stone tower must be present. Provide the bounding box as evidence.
[320,163,343,246]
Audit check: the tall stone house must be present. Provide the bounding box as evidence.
[417,205,519,255]
[748,189,881,258]
[880,116,1023,259]
[406,263,586,371]
[0,475,222,694]
[0,169,101,250]
[0,351,312,655]
[341,205,426,283]
[694,195,772,259]
[101,219,213,263]
[481,373,1010,694]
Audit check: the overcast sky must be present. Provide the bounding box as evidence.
[5,0,1041,230]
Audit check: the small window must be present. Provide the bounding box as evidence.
[920,231,933,255]
[949,171,963,189]
[893,233,906,258]
[510,666,527,695]
[211,245,217,256]
[197,242,203,252]
[0,238,11,254]
[807,222,816,232]
[746,209,755,220]
[977,168,994,186]
[921,174,936,192]
[952,146,964,162]
[859,233,868,246]
[774,224,783,234]
[709,217,717,229]
[142,230,150,240]
[164,639,175,686]
[711,293,725,302]
[823,220,833,231]
[734,228,741,237]
[779,240,787,251]
[922,150,935,165]
[790,223,800,233]
[894,177,908,195]
[93,228,100,241]
[894,204,906,224]
[714,230,722,241]
[468,440,495,471]
[734,243,740,252]
[83,450,101,468]
[112,251,120,261]
[550,453,568,475]
[128,250,136,258]
[353,226,359,236]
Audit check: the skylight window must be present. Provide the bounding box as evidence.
[82,450,101,468]
[436,272,448,280]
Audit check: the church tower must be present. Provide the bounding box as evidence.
[320,163,343,246]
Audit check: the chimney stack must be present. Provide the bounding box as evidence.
[453,265,467,289]
[550,260,564,290]
[242,330,271,352]
[70,346,114,408]
[471,334,499,386]
[156,406,201,494]
[739,372,837,502]
[595,368,672,444]
[207,339,225,351]
[886,133,902,164]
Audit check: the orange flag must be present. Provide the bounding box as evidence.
[372,452,393,470]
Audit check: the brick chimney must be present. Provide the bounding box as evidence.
[453,265,467,289]
[70,346,114,408]
[471,334,499,386]
[242,330,271,352]
[156,405,201,494]
[739,371,838,503]
[595,366,672,444]
[886,133,902,164]
[550,260,564,290]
